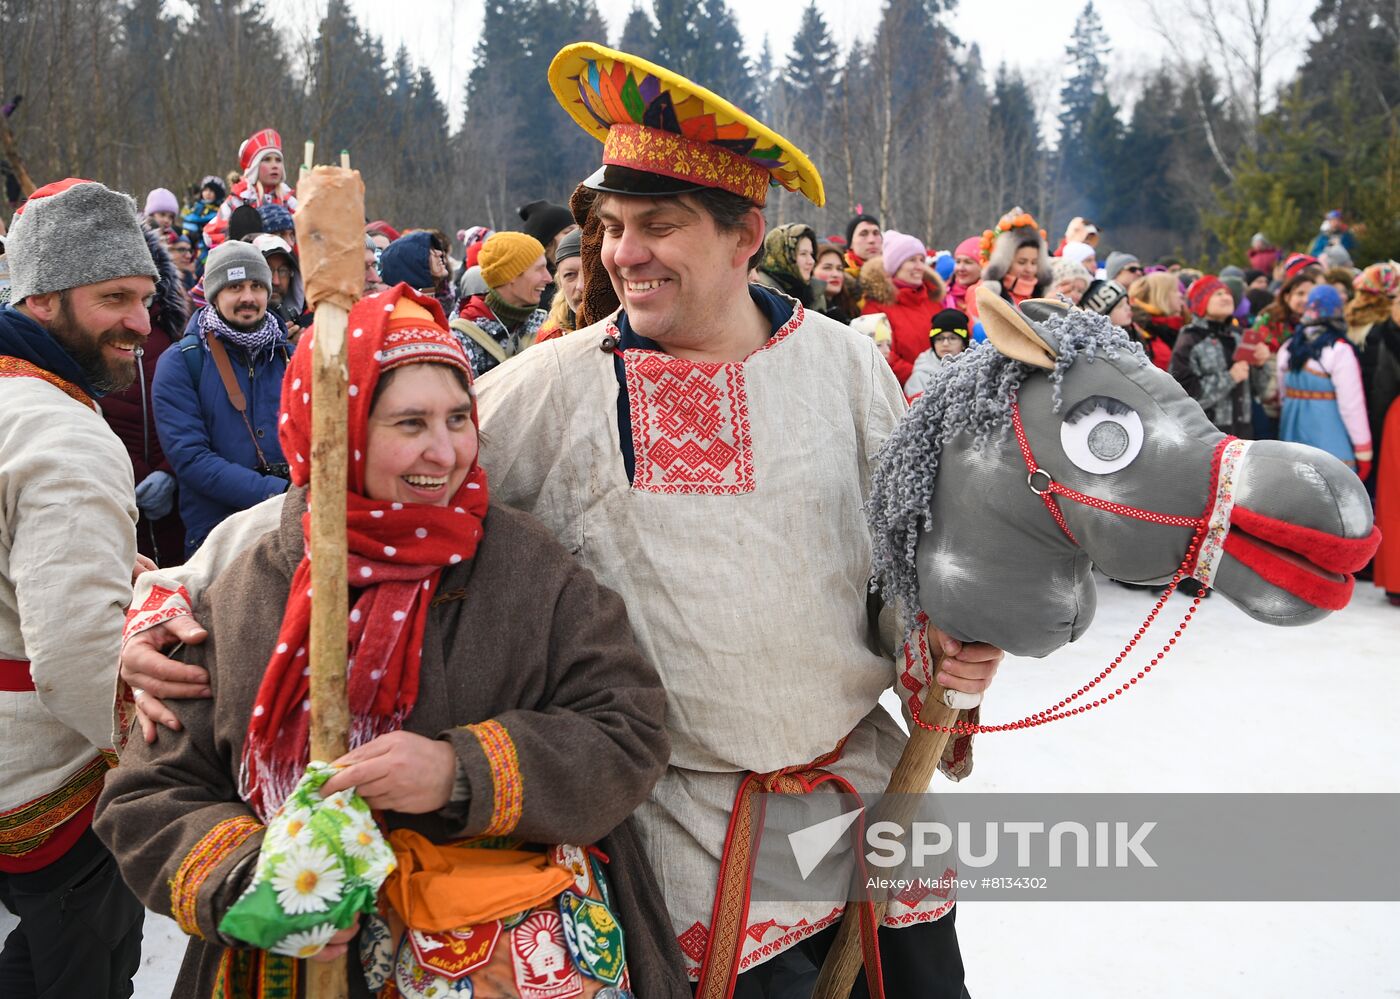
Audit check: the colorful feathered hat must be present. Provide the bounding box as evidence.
[548,42,824,207]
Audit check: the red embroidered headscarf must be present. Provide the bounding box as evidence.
[240,284,489,819]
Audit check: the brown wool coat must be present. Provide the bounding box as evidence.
[95,489,689,998]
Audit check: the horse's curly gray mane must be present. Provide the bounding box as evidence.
[867,308,1142,629]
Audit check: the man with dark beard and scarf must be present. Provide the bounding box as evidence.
[152,240,293,556]
[0,177,157,998]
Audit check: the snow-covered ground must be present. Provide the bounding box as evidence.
[4,576,1396,996]
[918,574,1400,998]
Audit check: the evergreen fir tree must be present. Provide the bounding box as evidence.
[987,66,1044,216]
[753,36,775,108]
[652,0,700,79]
[617,3,660,60]
[649,0,755,108]
[308,0,392,159]
[1076,92,1125,225]
[784,2,841,105]
[1117,70,1183,230]
[1057,1,1109,153]
[698,0,757,109]
[117,0,174,134]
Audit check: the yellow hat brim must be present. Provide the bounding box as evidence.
[548,42,825,207]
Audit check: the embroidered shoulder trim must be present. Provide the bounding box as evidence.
[0,356,95,409]
[0,754,112,856]
[751,301,805,356]
[169,815,263,938]
[465,720,524,837]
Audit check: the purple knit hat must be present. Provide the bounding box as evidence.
[882,230,927,278]
[144,187,179,216]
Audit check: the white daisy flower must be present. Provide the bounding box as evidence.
[270,844,344,915]
[362,853,396,888]
[277,806,316,847]
[339,818,382,860]
[271,923,338,959]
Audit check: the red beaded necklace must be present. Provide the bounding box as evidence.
[910,398,1238,736]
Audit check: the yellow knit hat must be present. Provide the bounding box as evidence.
[478,231,546,288]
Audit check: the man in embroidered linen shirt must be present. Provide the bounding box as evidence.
[118,44,1003,998]
[0,178,156,997]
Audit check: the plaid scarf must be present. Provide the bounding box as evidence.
[200,303,283,354]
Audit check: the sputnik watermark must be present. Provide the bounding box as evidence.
[788,808,1155,880]
[872,818,1151,870]
[750,793,1400,903]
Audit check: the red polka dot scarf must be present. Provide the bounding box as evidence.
[240,284,489,820]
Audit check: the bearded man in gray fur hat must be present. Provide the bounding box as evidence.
[0,177,157,998]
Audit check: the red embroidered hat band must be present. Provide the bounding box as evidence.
[603,123,771,205]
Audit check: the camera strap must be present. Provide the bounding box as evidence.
[207,334,273,470]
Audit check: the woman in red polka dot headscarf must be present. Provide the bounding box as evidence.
[243,284,491,819]
[97,283,680,997]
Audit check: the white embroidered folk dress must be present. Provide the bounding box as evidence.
[128,299,971,978]
[474,302,964,979]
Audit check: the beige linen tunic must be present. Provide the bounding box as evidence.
[1,375,135,853]
[474,303,963,977]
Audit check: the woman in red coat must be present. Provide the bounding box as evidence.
[859,230,943,388]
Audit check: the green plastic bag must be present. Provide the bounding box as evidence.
[219,761,397,958]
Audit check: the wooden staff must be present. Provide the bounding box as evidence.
[812,671,965,999]
[292,159,365,999]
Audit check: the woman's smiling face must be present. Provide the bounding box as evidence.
[364,363,477,506]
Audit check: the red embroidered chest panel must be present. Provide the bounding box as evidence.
[624,351,755,495]
[616,307,802,496]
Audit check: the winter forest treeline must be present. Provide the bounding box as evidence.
[1,0,1398,264]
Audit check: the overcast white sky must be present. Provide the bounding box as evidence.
[279,0,1315,127]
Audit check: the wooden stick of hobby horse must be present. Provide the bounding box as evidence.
[812,672,963,999]
[293,158,364,999]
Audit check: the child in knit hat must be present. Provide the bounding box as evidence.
[1050,257,1093,305]
[903,308,970,401]
[1168,275,1254,437]
[848,312,893,360]
[144,188,181,238]
[256,203,296,250]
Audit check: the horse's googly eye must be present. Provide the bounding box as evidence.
[1060,395,1143,474]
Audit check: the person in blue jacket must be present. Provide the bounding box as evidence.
[152,241,292,556]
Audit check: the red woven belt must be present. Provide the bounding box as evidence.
[0,658,35,693]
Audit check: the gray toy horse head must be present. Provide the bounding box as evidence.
[869,287,1379,658]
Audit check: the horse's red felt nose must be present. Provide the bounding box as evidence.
[1223,505,1382,610]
